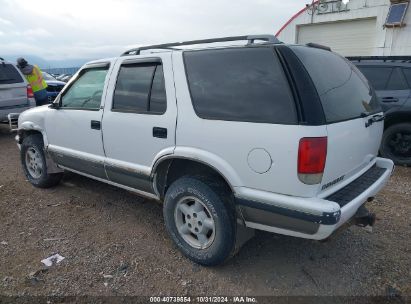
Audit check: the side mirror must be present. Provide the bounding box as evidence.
[49,96,61,109]
[49,102,59,109]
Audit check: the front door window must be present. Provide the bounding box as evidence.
[61,67,108,110]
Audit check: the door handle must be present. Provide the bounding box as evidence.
[382,97,399,103]
[91,120,101,130]
[153,127,167,139]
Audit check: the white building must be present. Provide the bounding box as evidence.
[276,0,411,56]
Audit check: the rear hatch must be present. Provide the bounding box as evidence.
[290,46,384,194]
[0,63,28,108]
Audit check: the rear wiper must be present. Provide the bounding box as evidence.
[365,113,385,128]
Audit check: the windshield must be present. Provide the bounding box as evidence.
[290,46,382,123]
[42,72,57,81]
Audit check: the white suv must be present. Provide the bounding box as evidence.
[15,35,394,265]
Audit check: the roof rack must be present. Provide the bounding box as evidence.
[121,35,281,56]
[347,56,411,62]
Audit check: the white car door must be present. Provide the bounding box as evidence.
[45,61,113,179]
[101,53,177,194]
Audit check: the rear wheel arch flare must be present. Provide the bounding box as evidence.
[153,157,234,200]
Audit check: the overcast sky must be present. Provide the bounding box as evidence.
[0,0,304,61]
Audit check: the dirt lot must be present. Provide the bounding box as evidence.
[0,124,410,299]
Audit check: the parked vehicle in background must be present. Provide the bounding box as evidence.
[55,74,67,81]
[349,56,411,166]
[60,74,73,83]
[0,58,36,122]
[15,35,393,265]
[42,72,66,102]
[55,74,73,83]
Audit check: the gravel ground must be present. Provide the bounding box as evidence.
[0,124,410,299]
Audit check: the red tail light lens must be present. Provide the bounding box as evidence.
[27,85,34,98]
[298,137,327,184]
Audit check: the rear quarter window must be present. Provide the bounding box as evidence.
[0,64,24,84]
[291,46,381,123]
[183,47,297,124]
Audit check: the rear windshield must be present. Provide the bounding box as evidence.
[0,64,24,84]
[290,46,381,123]
[183,47,297,124]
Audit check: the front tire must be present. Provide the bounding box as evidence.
[21,134,63,188]
[380,123,411,166]
[163,177,236,266]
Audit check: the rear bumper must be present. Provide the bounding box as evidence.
[235,157,394,240]
[0,99,35,122]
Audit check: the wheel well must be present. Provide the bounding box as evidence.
[385,112,411,130]
[18,129,43,144]
[154,158,233,200]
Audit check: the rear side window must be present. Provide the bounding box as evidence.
[0,64,24,84]
[149,65,167,113]
[356,66,392,90]
[291,46,381,123]
[112,63,166,114]
[184,47,297,124]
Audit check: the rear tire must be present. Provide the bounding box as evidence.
[163,176,236,266]
[380,123,411,166]
[21,134,63,188]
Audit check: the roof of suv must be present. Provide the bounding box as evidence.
[0,58,24,71]
[79,35,334,68]
[121,34,282,56]
[0,58,14,65]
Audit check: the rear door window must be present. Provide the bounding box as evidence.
[356,66,392,90]
[149,65,167,113]
[0,64,24,84]
[112,63,167,114]
[183,47,297,124]
[290,46,381,123]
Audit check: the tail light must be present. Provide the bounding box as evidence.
[298,137,327,185]
[27,85,34,98]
